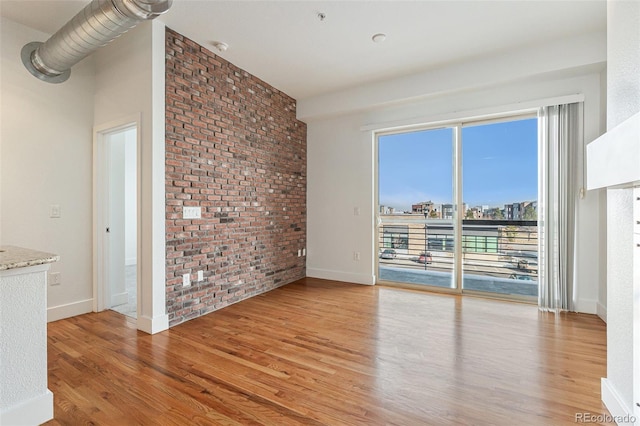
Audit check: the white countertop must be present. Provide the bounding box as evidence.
[0,246,59,271]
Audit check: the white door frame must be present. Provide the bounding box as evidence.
[93,114,141,312]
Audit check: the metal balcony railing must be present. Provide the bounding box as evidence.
[378,219,538,293]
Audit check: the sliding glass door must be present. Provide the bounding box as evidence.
[461,119,538,297]
[376,115,538,300]
[378,127,456,290]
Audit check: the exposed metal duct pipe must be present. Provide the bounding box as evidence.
[21,0,172,84]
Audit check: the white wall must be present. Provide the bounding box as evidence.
[93,21,167,334]
[303,34,606,315]
[0,18,95,321]
[601,0,640,419]
[306,113,375,285]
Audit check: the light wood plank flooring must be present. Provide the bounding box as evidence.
[45,278,610,425]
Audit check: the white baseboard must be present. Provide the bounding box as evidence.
[601,378,636,425]
[47,298,93,322]
[306,268,375,285]
[111,291,128,307]
[574,298,598,315]
[597,301,607,323]
[137,313,169,335]
[0,389,53,425]
[574,299,608,321]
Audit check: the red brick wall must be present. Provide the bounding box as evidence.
[165,29,307,327]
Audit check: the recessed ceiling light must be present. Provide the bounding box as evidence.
[372,33,387,43]
[211,41,228,52]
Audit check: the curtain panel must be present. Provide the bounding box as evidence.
[538,103,582,312]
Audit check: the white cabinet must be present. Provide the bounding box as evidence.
[0,247,58,425]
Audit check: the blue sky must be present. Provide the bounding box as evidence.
[378,118,538,211]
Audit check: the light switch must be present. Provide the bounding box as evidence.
[48,272,61,286]
[183,206,202,219]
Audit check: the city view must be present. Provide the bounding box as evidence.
[378,118,539,297]
[380,198,537,221]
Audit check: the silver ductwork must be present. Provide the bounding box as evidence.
[21,0,172,83]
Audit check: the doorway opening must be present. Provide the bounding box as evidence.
[94,121,138,319]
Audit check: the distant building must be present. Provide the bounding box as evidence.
[442,204,454,219]
[515,203,523,219]
[411,201,442,218]
[412,201,434,215]
[407,199,535,221]
[505,201,537,220]
[504,204,515,220]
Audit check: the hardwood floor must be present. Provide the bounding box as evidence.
[45,278,610,425]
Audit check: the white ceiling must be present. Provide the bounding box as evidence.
[1,0,606,101]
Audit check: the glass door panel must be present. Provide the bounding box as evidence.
[460,118,538,298]
[378,128,456,290]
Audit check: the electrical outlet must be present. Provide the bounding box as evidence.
[353,251,360,261]
[297,249,302,257]
[49,272,61,286]
[354,207,360,216]
[182,273,191,288]
[302,248,306,256]
[197,270,204,281]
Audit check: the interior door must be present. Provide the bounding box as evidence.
[96,124,138,317]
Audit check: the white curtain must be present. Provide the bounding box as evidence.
[538,103,582,312]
